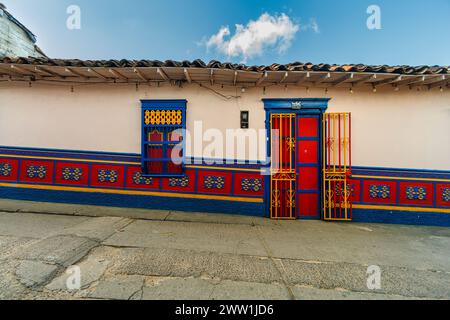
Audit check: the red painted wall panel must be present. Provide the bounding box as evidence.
[436,184,450,207]
[126,166,160,190]
[54,162,90,186]
[362,180,397,204]
[161,169,196,193]
[90,164,125,188]
[233,173,264,197]
[197,170,233,195]
[20,160,54,184]
[399,182,434,206]
[0,158,19,182]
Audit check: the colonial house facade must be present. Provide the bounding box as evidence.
[0,58,448,226]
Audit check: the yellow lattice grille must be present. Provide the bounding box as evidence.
[144,110,183,125]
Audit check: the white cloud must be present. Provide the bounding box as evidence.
[205,13,301,63]
[300,18,320,33]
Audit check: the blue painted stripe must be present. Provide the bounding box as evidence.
[353,209,450,227]
[0,186,265,217]
[352,166,450,179]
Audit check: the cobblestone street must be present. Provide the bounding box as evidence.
[0,200,449,300]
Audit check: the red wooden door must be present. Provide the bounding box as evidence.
[296,116,321,219]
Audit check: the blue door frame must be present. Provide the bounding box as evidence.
[262,98,331,219]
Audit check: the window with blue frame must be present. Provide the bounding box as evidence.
[141,100,186,176]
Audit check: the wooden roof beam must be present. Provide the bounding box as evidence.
[403,76,429,87]
[372,75,403,87]
[88,68,107,80]
[156,67,169,81]
[134,68,147,81]
[10,64,35,76]
[352,74,376,86]
[296,72,310,85]
[109,68,127,80]
[34,66,64,79]
[183,68,192,83]
[312,72,332,86]
[411,75,446,88]
[279,72,289,84]
[330,73,354,87]
[210,69,214,86]
[256,71,268,86]
[427,77,449,89]
[64,67,89,79]
[320,72,331,81]
[391,75,426,87]
[0,65,31,78]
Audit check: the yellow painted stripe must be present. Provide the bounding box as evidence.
[0,182,263,203]
[353,204,450,214]
[186,165,262,172]
[352,175,450,183]
[0,154,262,172]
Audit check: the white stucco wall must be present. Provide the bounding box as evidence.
[0,81,449,170]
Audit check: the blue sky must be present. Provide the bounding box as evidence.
[3,0,449,66]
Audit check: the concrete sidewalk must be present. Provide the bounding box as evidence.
[0,199,449,300]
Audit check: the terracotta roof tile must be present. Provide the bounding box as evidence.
[1,57,449,75]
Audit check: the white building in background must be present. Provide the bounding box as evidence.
[0,3,45,58]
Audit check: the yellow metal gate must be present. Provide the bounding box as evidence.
[270,113,296,219]
[323,113,353,221]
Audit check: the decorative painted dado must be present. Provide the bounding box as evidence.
[132,172,153,185]
[169,176,189,187]
[0,163,12,177]
[443,188,450,202]
[369,184,391,199]
[62,167,83,181]
[0,147,449,226]
[98,169,118,183]
[26,165,47,179]
[406,186,427,200]
[241,178,263,192]
[204,176,225,190]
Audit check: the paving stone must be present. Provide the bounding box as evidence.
[0,261,27,299]
[142,277,215,300]
[277,259,450,299]
[46,257,109,291]
[0,199,170,220]
[109,247,281,284]
[104,219,267,257]
[210,280,290,300]
[13,235,99,267]
[0,211,88,238]
[56,217,132,241]
[292,286,423,300]
[0,235,35,259]
[15,260,58,288]
[89,275,144,300]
